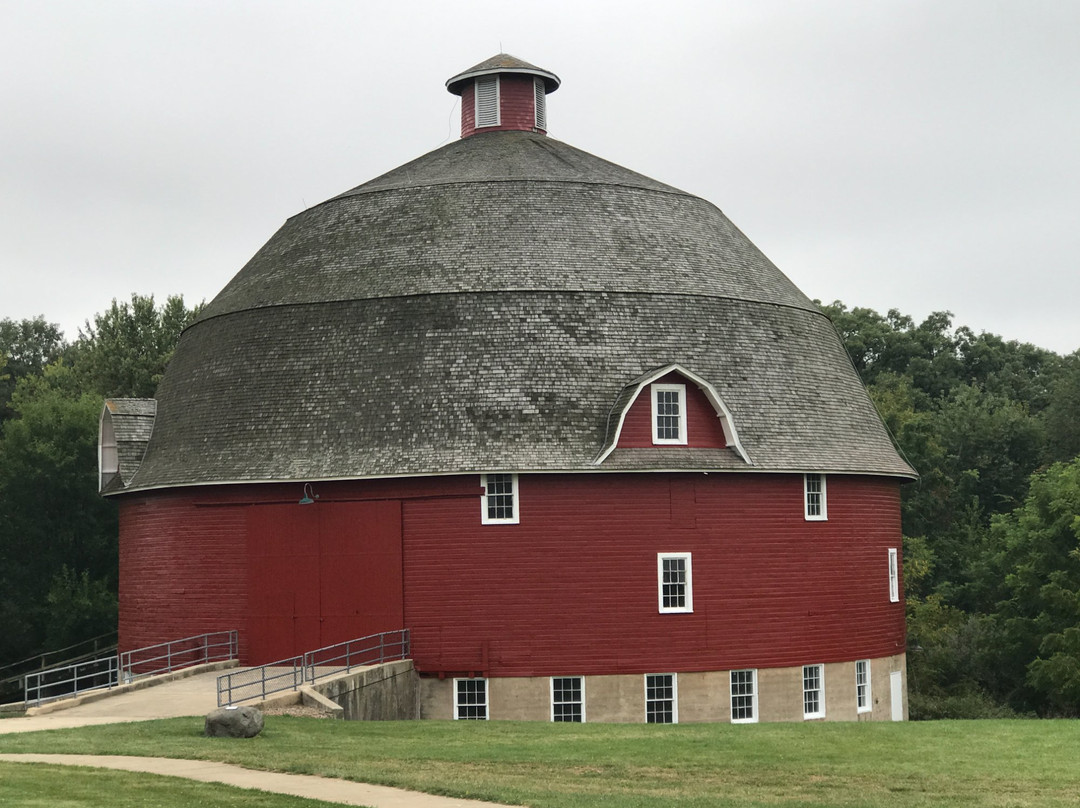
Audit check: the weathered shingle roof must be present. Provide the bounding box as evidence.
[100,398,156,492]
[445,53,560,94]
[118,130,914,493]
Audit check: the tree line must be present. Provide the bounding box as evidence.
[0,295,202,671]
[1,296,1078,717]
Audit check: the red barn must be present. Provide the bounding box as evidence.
[100,54,915,723]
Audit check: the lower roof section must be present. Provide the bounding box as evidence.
[122,290,915,492]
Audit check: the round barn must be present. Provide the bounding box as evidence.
[100,54,916,723]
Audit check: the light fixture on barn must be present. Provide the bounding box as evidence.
[299,483,318,505]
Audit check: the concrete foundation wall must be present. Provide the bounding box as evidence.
[313,660,419,720]
[419,654,907,722]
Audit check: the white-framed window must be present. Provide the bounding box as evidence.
[888,548,899,602]
[730,669,758,723]
[803,664,825,719]
[856,659,872,713]
[551,676,584,722]
[651,383,687,445]
[454,678,488,720]
[481,473,519,524]
[804,473,827,520]
[534,76,546,130]
[657,553,693,614]
[475,76,500,128]
[645,673,677,723]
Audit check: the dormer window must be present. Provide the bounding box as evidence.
[651,383,687,445]
[475,76,500,128]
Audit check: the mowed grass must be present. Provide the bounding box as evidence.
[2,718,1079,807]
[0,761,346,808]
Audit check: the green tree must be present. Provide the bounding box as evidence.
[1043,352,1080,463]
[991,458,1080,714]
[0,316,65,420]
[73,293,202,398]
[0,363,117,664]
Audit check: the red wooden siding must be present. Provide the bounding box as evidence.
[117,473,904,673]
[617,371,729,448]
[460,74,541,138]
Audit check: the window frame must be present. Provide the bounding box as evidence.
[730,669,758,724]
[804,473,827,521]
[645,673,678,724]
[550,676,585,722]
[474,75,500,128]
[856,659,872,713]
[651,383,688,445]
[657,552,693,614]
[888,548,899,602]
[481,473,519,525]
[803,664,825,720]
[453,677,489,720]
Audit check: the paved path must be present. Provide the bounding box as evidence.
[0,667,519,807]
[0,754,517,808]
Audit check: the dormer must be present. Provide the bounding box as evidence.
[446,53,560,138]
[595,365,751,466]
[99,398,157,493]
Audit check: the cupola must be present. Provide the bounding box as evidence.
[446,53,560,138]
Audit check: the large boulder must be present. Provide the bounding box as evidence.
[204,705,264,738]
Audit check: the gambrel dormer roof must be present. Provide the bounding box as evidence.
[595,364,751,466]
[108,56,915,495]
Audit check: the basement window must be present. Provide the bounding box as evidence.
[730,669,758,723]
[475,76,500,128]
[652,383,687,445]
[856,659,872,713]
[551,676,584,722]
[804,473,827,520]
[645,673,678,723]
[481,473,519,524]
[803,664,825,719]
[658,553,693,613]
[454,678,488,720]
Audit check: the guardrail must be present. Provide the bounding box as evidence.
[217,628,410,707]
[23,630,238,707]
[120,630,238,680]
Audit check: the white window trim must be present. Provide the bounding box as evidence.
[856,659,872,713]
[657,552,693,614]
[550,676,585,723]
[803,664,825,720]
[651,383,688,445]
[474,75,500,128]
[453,677,489,720]
[804,473,828,521]
[888,548,899,602]
[481,473,519,525]
[645,673,679,724]
[730,669,759,724]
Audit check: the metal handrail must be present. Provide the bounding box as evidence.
[23,630,238,707]
[120,630,237,681]
[217,628,410,707]
[0,631,118,680]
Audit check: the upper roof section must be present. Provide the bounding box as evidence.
[445,53,560,138]
[195,131,816,323]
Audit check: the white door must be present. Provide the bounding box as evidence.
[890,670,903,721]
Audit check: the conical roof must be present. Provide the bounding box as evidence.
[118,77,914,493]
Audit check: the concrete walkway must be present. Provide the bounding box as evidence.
[0,754,517,808]
[0,667,519,808]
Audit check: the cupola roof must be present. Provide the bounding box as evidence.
[445,53,560,95]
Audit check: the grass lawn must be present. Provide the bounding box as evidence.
[0,761,345,808]
[1,718,1079,807]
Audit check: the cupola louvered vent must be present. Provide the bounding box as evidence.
[534,77,546,131]
[475,76,500,128]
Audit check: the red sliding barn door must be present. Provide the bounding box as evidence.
[247,500,403,663]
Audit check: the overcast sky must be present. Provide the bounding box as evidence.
[2,0,1077,354]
